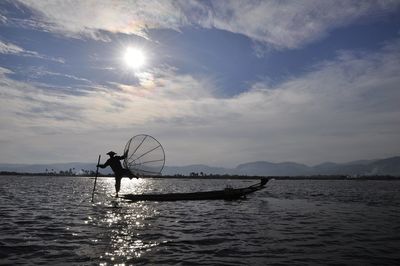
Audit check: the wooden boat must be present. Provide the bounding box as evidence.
[122,178,269,202]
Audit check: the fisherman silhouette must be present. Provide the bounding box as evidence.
[97,151,136,197]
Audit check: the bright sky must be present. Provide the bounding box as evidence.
[1,1,400,167]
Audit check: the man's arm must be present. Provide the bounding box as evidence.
[117,154,126,161]
[97,159,109,168]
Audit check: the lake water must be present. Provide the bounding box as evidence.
[0,176,399,265]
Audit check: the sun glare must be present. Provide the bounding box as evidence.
[124,47,146,69]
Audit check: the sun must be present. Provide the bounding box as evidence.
[124,47,146,69]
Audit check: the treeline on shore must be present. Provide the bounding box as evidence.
[0,171,399,180]
[0,171,110,177]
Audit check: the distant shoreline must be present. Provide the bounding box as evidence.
[1,171,399,180]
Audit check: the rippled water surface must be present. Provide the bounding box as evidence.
[0,176,399,265]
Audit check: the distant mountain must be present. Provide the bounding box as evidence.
[313,162,341,175]
[1,156,399,176]
[313,162,368,175]
[146,157,400,176]
[312,156,400,176]
[367,156,400,176]
[343,159,378,165]
[235,161,313,176]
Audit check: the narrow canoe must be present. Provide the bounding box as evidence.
[122,177,269,202]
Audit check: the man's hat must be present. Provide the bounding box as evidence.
[107,151,116,156]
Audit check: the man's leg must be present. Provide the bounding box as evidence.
[115,176,122,197]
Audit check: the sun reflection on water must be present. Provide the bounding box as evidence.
[88,178,161,263]
[103,204,160,261]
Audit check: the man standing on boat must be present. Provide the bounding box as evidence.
[97,151,135,197]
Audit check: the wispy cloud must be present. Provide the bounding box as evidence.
[24,66,92,85]
[0,40,64,62]
[0,14,7,24]
[16,0,400,49]
[16,0,186,41]
[200,0,400,49]
[0,40,26,54]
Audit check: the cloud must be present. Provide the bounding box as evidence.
[104,39,400,165]
[0,64,219,163]
[15,0,400,49]
[0,14,7,24]
[0,40,64,62]
[23,66,92,85]
[201,0,400,49]
[1,38,400,165]
[0,63,202,147]
[16,0,187,40]
[0,40,25,54]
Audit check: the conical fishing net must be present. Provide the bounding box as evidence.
[123,134,165,176]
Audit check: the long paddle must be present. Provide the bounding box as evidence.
[91,155,101,202]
